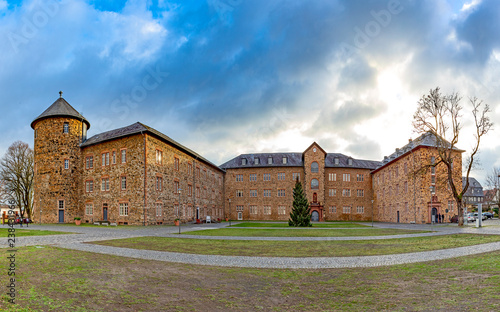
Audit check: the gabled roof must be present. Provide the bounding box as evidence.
[462,177,484,197]
[31,96,90,129]
[81,122,223,172]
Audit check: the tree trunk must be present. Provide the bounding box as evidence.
[457,200,464,226]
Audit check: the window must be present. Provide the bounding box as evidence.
[448,200,454,212]
[58,200,64,209]
[101,178,110,191]
[156,177,163,191]
[85,180,93,193]
[64,159,69,169]
[329,206,336,213]
[254,158,260,165]
[236,190,243,197]
[250,190,257,197]
[277,173,285,181]
[329,173,336,181]
[63,122,69,133]
[236,174,243,182]
[121,149,126,163]
[188,163,192,175]
[85,203,93,215]
[241,158,247,165]
[188,185,192,196]
[156,150,162,164]
[311,162,319,173]
[311,179,319,189]
[282,157,287,164]
[404,162,408,174]
[196,187,200,198]
[396,167,399,177]
[263,173,271,181]
[86,156,93,169]
[334,157,339,165]
[277,189,285,197]
[196,167,200,178]
[119,203,129,216]
[343,174,350,182]
[121,176,127,190]
[236,205,244,211]
[329,189,336,197]
[268,156,273,164]
[102,152,109,166]
[404,181,408,193]
[156,203,162,217]
[278,206,286,215]
[174,157,179,170]
[249,174,257,181]
[343,206,351,214]
[356,206,364,214]
[357,189,364,197]
[356,174,364,182]
[112,151,116,164]
[348,158,353,166]
[263,189,271,197]
[263,206,271,215]
[342,189,351,197]
[431,156,435,164]
[293,173,300,181]
[174,181,180,193]
[250,205,257,214]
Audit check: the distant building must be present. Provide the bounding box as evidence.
[462,177,484,209]
[483,189,498,210]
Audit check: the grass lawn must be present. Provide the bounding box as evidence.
[91,234,500,257]
[1,246,499,311]
[0,228,73,237]
[181,227,430,237]
[230,222,369,228]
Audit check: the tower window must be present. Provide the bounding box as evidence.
[311,162,319,173]
[64,159,69,169]
[63,122,69,133]
[311,178,319,189]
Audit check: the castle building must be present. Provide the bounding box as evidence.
[31,94,463,225]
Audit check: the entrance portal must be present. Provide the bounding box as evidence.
[58,210,64,223]
[311,211,319,222]
[431,207,437,223]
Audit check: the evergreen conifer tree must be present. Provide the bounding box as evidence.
[288,178,311,227]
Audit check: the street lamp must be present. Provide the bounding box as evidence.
[228,198,231,227]
[178,188,182,234]
[371,199,374,227]
[39,198,42,225]
[430,186,435,224]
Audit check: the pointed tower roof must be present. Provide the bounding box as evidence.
[31,92,90,129]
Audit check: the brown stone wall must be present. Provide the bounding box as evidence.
[323,168,374,221]
[33,117,85,223]
[224,167,304,220]
[80,134,145,225]
[373,147,462,224]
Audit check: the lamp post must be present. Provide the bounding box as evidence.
[39,198,42,225]
[228,198,232,226]
[430,186,434,225]
[178,188,182,234]
[371,199,374,227]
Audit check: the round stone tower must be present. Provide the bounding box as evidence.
[31,92,90,223]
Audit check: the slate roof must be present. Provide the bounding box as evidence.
[462,177,484,198]
[81,122,223,172]
[374,132,464,171]
[31,97,90,129]
[219,152,381,170]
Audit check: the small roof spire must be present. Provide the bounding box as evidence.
[59,91,63,98]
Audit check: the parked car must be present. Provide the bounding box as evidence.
[483,212,494,219]
[473,212,487,221]
[465,213,475,222]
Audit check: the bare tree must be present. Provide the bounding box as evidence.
[412,87,493,226]
[0,141,34,219]
[486,167,500,212]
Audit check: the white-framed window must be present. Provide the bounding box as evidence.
[121,149,126,163]
[85,203,93,215]
[329,173,336,181]
[263,173,271,181]
[63,122,69,133]
[268,156,273,164]
[85,180,93,193]
[348,158,353,166]
[343,206,351,214]
[112,151,116,164]
[293,173,300,181]
[156,177,163,191]
[342,189,350,197]
[277,173,285,181]
[119,203,129,216]
[263,206,271,215]
[156,203,162,217]
[249,190,257,197]
[236,190,244,197]
[241,158,247,165]
[282,157,287,164]
[64,159,69,169]
[277,189,285,197]
[249,174,257,181]
[156,150,162,164]
[356,206,364,214]
[58,200,64,209]
[334,157,339,165]
[101,178,110,191]
[174,158,179,171]
[329,189,336,197]
[121,176,127,190]
[357,189,364,197]
[86,156,93,169]
[236,174,243,182]
[250,205,257,214]
[236,205,244,211]
[329,206,336,213]
[356,174,364,182]
[254,158,260,165]
[278,206,286,215]
[343,174,350,182]
[263,189,271,197]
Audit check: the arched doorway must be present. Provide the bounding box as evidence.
[311,211,319,222]
[431,207,437,223]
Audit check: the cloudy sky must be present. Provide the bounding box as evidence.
[0,0,499,185]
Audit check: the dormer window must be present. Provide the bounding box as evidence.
[254,158,260,165]
[63,122,69,133]
[268,156,273,164]
[334,157,339,165]
[348,158,353,166]
[282,157,287,164]
[241,158,247,165]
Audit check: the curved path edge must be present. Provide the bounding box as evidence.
[55,241,500,269]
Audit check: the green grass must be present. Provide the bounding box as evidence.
[230,222,369,228]
[181,227,430,237]
[90,234,500,257]
[1,246,499,311]
[0,228,73,237]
